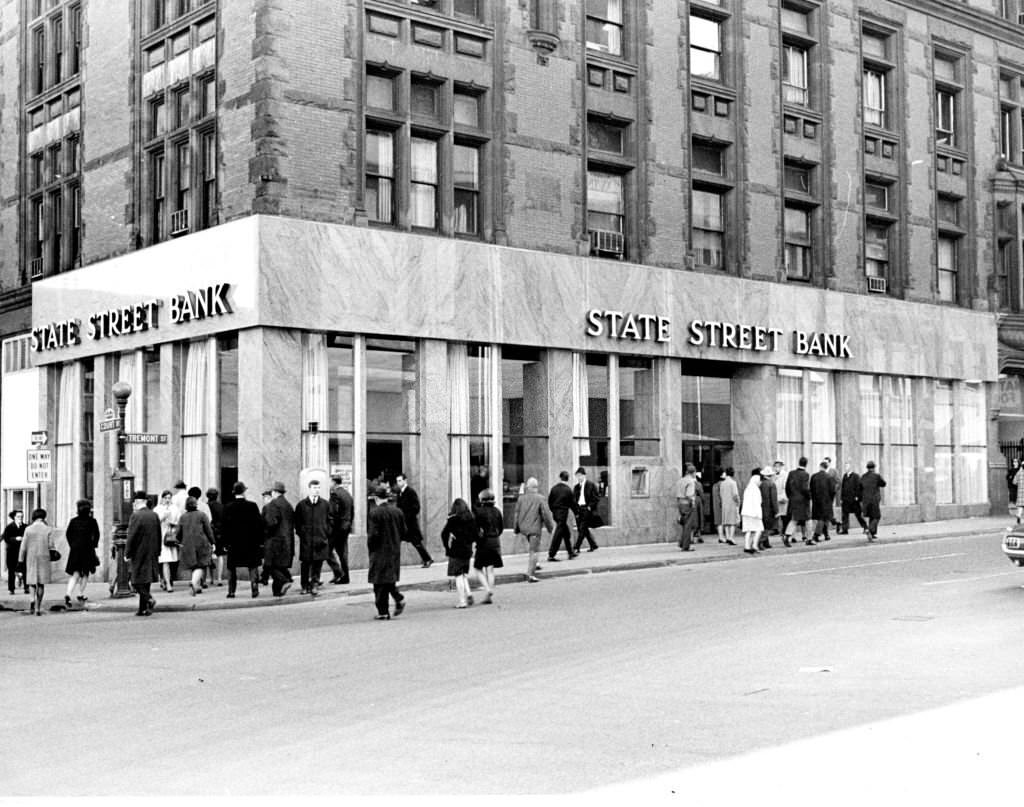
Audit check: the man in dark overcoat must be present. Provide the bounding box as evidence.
[367,484,407,620]
[784,456,812,545]
[810,461,838,543]
[328,474,354,584]
[572,466,600,553]
[395,473,433,568]
[758,467,779,550]
[860,460,888,542]
[222,481,265,599]
[126,490,162,617]
[294,478,332,595]
[839,462,868,535]
[546,470,577,562]
[262,481,294,597]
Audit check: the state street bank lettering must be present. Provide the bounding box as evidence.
[583,309,851,359]
[31,282,233,352]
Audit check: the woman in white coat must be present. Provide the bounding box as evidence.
[154,489,178,592]
[741,467,764,555]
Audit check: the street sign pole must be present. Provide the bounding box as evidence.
[109,384,134,599]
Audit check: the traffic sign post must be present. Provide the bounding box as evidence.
[27,449,52,483]
[99,418,123,432]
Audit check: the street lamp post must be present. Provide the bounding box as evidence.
[109,382,135,598]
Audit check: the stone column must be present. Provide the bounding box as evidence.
[237,327,301,494]
[916,376,936,521]
[158,341,181,486]
[545,349,574,486]
[522,358,549,486]
[731,364,776,475]
[418,339,450,558]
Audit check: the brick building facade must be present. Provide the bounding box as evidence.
[0,0,1018,582]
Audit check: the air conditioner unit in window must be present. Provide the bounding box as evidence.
[590,228,625,258]
[170,209,189,236]
[30,257,43,279]
[867,275,887,293]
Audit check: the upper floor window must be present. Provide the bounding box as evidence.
[366,129,395,225]
[862,28,895,130]
[586,0,623,57]
[149,0,215,33]
[692,188,725,270]
[780,2,817,109]
[937,236,958,303]
[782,44,808,106]
[784,204,811,280]
[588,169,626,259]
[999,74,1023,165]
[29,2,81,97]
[934,51,963,150]
[690,15,722,81]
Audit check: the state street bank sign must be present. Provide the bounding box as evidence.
[585,308,851,359]
[31,283,234,354]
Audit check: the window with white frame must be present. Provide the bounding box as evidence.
[782,43,808,106]
[586,0,623,56]
[784,204,812,280]
[690,14,723,82]
[858,374,916,505]
[934,380,954,504]
[692,187,725,269]
[862,28,894,130]
[775,368,836,469]
[937,235,959,304]
[999,73,1022,164]
[958,383,988,504]
[933,51,962,149]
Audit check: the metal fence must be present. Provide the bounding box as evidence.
[1001,440,1024,469]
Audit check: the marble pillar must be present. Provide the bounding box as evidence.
[732,365,777,474]
[418,339,450,557]
[237,327,302,495]
[545,349,574,487]
[522,358,549,487]
[916,376,936,521]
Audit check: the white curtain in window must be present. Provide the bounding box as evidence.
[808,371,836,443]
[302,332,329,471]
[56,363,80,529]
[449,345,470,505]
[934,381,954,503]
[776,369,802,442]
[784,45,807,95]
[858,374,883,445]
[181,340,208,489]
[573,353,590,464]
[588,172,623,215]
[957,383,988,504]
[884,376,916,505]
[863,70,885,123]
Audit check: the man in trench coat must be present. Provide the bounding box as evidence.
[367,484,407,620]
[262,481,294,597]
[294,478,333,595]
[126,490,162,617]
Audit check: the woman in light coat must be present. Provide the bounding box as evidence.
[717,467,740,546]
[18,508,55,615]
[740,468,764,555]
[155,489,178,592]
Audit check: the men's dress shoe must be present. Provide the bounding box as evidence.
[783,538,791,547]
[64,595,73,609]
[681,548,694,552]
[374,614,390,620]
[226,593,235,599]
[134,610,149,617]
[527,575,540,583]
[696,538,704,543]
[725,539,736,546]
[547,557,560,562]
[148,597,157,611]
[466,595,474,606]
[534,564,543,571]
[422,560,433,569]
[280,582,292,596]
[330,577,344,584]
[394,598,406,616]
[569,553,580,559]
[309,588,319,597]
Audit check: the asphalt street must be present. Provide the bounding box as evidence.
[2,528,1022,800]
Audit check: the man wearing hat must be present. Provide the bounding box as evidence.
[810,460,838,543]
[329,473,354,584]
[572,466,600,553]
[221,481,265,599]
[367,484,407,620]
[859,461,887,542]
[261,481,294,596]
[125,490,162,616]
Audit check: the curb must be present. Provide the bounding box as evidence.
[0,524,1005,615]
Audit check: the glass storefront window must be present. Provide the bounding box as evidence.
[681,375,731,441]
[618,356,659,456]
[777,368,837,470]
[55,362,79,528]
[450,343,494,506]
[501,346,547,526]
[859,374,917,505]
[776,368,804,469]
[958,383,988,504]
[181,339,211,488]
[218,334,238,493]
[366,337,418,492]
[934,381,954,504]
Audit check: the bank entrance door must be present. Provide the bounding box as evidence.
[681,362,735,534]
[682,441,734,533]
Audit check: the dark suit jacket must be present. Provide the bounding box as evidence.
[396,486,423,543]
[329,484,354,538]
[126,507,162,584]
[572,479,599,511]
[785,467,811,521]
[809,470,837,520]
[840,472,862,504]
[548,482,575,521]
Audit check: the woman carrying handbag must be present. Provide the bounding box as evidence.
[18,508,56,616]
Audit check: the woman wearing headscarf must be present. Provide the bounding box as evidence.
[18,508,55,616]
[740,468,764,555]
[63,499,100,609]
[473,489,504,604]
[175,496,215,597]
[441,498,476,608]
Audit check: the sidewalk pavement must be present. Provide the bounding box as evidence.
[1,515,1011,614]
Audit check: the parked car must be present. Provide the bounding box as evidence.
[1002,526,1024,566]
